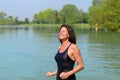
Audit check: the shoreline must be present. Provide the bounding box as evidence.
[0,23,108,32]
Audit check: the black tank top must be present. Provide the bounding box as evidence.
[55,43,76,80]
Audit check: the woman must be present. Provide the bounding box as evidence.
[46,24,84,80]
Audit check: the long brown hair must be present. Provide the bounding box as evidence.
[58,24,76,44]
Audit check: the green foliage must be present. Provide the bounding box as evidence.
[0,12,16,25]
[0,12,7,24]
[34,8,57,24]
[5,16,15,25]
[82,12,89,23]
[0,12,6,20]
[33,4,89,24]
[24,17,30,24]
[0,11,30,25]
[58,4,82,24]
[92,0,104,6]
[89,0,120,31]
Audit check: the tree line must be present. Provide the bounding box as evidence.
[0,12,30,25]
[0,0,120,31]
[0,4,88,25]
[33,4,88,24]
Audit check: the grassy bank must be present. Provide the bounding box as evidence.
[20,23,62,27]
[0,23,107,32]
[21,23,106,32]
[20,23,91,29]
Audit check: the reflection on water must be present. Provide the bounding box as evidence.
[0,26,120,80]
[79,32,120,80]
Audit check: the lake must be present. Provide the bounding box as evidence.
[0,26,120,80]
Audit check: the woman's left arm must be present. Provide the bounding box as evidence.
[69,44,84,75]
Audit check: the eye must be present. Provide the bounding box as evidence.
[59,30,64,33]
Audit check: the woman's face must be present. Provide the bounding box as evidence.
[58,27,69,41]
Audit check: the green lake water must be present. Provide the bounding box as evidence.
[0,26,120,80]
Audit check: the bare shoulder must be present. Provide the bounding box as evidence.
[68,44,81,61]
[69,44,80,54]
[70,44,79,50]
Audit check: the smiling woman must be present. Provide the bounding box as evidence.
[46,24,84,80]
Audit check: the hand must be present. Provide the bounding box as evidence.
[46,72,52,77]
[59,72,71,79]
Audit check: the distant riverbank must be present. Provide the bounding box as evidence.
[0,23,107,32]
[20,23,108,32]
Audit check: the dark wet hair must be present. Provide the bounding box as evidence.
[58,24,76,44]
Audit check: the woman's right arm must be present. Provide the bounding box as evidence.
[46,70,57,77]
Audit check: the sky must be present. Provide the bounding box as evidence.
[0,0,92,21]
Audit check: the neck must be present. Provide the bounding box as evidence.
[61,40,70,46]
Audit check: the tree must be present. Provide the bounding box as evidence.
[0,12,7,24]
[14,17,19,25]
[101,0,120,31]
[92,0,103,6]
[43,8,56,23]
[35,11,45,23]
[89,0,120,31]
[4,16,16,25]
[34,8,57,24]
[58,4,82,24]
[54,10,59,23]
[0,12,7,20]
[82,12,89,23]
[33,14,39,23]
[24,17,30,24]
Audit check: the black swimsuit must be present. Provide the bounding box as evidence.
[55,44,76,80]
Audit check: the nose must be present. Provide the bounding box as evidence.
[59,32,61,35]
